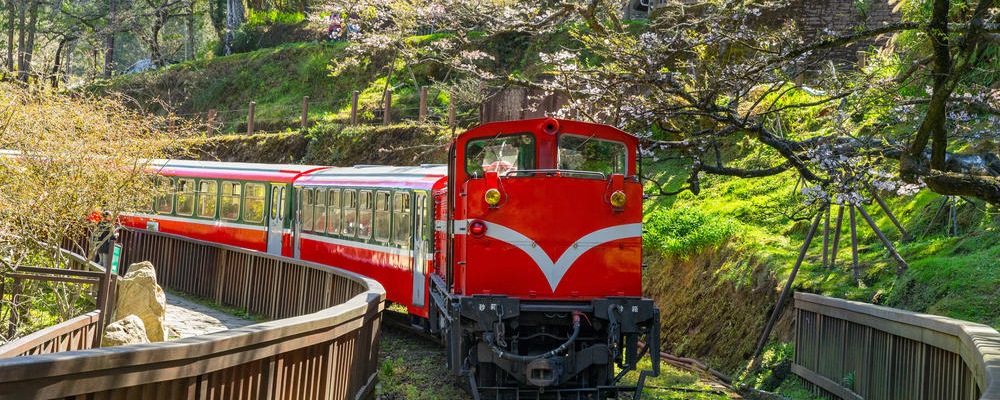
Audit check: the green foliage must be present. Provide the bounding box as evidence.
[619,357,731,399]
[644,206,738,257]
[245,9,305,27]
[738,342,794,391]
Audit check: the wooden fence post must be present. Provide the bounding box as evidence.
[419,86,428,123]
[301,96,309,130]
[383,89,392,126]
[247,102,256,135]
[350,91,359,125]
[207,109,217,135]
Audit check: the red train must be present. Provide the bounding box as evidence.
[122,118,660,398]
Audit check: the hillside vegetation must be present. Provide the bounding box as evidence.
[104,29,1000,395]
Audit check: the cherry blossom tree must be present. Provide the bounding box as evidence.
[330,0,1000,207]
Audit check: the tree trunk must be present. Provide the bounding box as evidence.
[151,19,164,66]
[4,0,15,74]
[17,0,40,83]
[224,0,245,55]
[185,0,195,61]
[209,0,226,45]
[907,0,950,171]
[50,37,67,90]
[15,0,25,79]
[104,0,117,78]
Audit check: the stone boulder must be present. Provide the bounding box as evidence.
[113,261,167,342]
[102,314,150,346]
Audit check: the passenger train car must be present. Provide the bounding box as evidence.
[123,118,659,398]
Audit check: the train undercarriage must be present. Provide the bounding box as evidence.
[428,277,660,399]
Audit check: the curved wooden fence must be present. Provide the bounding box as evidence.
[0,228,385,400]
[794,292,1000,400]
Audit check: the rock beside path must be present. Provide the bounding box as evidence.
[102,315,150,346]
[113,261,167,342]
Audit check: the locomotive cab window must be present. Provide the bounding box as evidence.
[197,181,218,218]
[244,183,266,223]
[558,134,628,177]
[221,181,241,221]
[373,191,391,243]
[465,133,535,178]
[176,179,195,216]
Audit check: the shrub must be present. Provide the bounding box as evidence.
[644,206,738,257]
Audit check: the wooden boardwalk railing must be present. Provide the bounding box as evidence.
[0,310,102,358]
[0,228,385,400]
[794,292,1000,400]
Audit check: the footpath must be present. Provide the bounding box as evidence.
[162,292,255,339]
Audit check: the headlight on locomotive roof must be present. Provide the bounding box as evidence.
[610,190,626,208]
[485,188,502,206]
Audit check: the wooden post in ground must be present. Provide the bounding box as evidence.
[383,89,392,125]
[830,204,845,268]
[301,96,309,130]
[822,205,830,268]
[350,91,359,125]
[749,203,828,372]
[207,109,217,135]
[247,102,256,135]
[419,86,428,123]
[849,205,860,280]
[867,183,911,241]
[855,204,910,276]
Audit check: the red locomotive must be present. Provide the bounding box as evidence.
[122,118,659,398]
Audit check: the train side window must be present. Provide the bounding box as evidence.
[373,191,391,242]
[358,190,373,240]
[155,177,174,214]
[139,176,156,212]
[314,189,327,234]
[343,190,357,237]
[197,180,218,218]
[221,181,241,221]
[393,192,411,247]
[244,183,265,223]
[176,179,195,216]
[271,185,286,220]
[301,188,314,231]
[328,189,341,236]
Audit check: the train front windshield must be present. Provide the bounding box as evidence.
[557,134,628,177]
[465,133,535,177]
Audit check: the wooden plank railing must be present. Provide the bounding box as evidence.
[0,310,102,358]
[793,292,1000,400]
[0,228,385,400]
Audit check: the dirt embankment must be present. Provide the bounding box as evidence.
[169,124,450,166]
[644,244,791,375]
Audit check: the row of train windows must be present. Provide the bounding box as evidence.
[150,178,268,223]
[299,188,412,246]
